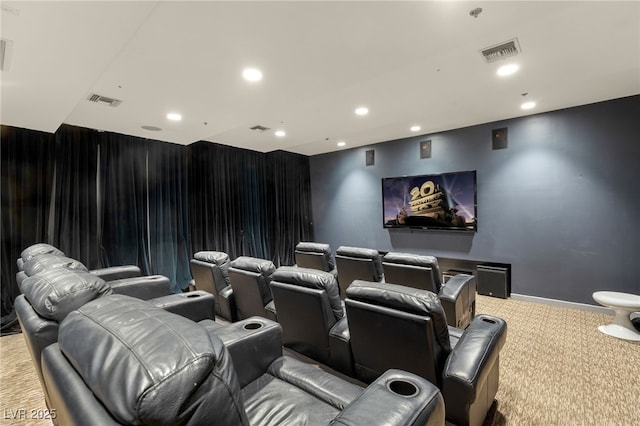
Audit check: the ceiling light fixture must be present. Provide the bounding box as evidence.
[166,113,182,121]
[521,101,536,110]
[243,68,263,82]
[337,141,346,147]
[355,107,369,116]
[410,125,421,132]
[497,63,519,77]
[275,130,286,137]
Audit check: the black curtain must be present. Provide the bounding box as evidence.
[99,133,151,273]
[0,126,55,315]
[266,150,314,266]
[147,140,191,292]
[50,125,100,268]
[241,150,270,259]
[189,142,244,259]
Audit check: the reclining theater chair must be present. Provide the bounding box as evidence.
[17,243,141,288]
[345,280,507,426]
[190,251,237,321]
[269,266,353,375]
[228,256,277,321]
[382,252,476,328]
[294,242,337,276]
[42,294,447,426]
[334,246,384,298]
[14,268,215,409]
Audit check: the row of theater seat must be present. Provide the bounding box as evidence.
[14,244,447,425]
[191,242,476,328]
[189,243,507,426]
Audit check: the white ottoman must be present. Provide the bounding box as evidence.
[592,291,640,342]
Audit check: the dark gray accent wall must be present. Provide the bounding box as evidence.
[309,96,640,305]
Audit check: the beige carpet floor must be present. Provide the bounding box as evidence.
[1,295,638,425]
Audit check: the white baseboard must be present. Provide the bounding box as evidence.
[510,293,614,315]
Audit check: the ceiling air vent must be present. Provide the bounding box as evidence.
[87,93,122,107]
[480,38,521,63]
[250,125,270,132]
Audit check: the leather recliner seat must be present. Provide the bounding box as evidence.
[334,246,384,299]
[190,250,237,321]
[269,266,353,375]
[42,294,447,426]
[294,242,338,277]
[345,280,507,426]
[382,252,477,328]
[228,256,277,321]
[14,268,215,409]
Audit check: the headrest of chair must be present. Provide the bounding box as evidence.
[194,251,230,267]
[346,281,450,350]
[23,254,88,277]
[21,243,65,261]
[272,266,344,320]
[58,295,246,425]
[295,242,335,271]
[20,269,112,322]
[336,246,380,260]
[383,252,438,268]
[230,256,275,278]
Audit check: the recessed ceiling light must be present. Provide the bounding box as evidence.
[497,63,519,77]
[521,101,536,110]
[410,125,421,132]
[275,130,286,137]
[243,68,263,82]
[337,141,346,147]
[166,113,182,121]
[355,107,369,116]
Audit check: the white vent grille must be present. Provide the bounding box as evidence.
[480,38,521,63]
[87,93,122,107]
[250,125,270,132]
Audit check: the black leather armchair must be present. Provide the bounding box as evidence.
[190,250,237,321]
[345,280,507,426]
[14,268,215,409]
[335,246,384,299]
[294,242,338,276]
[228,256,277,321]
[269,266,353,375]
[382,252,476,328]
[17,243,141,285]
[42,294,446,426]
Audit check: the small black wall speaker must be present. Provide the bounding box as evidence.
[492,127,508,150]
[420,140,432,159]
[365,149,375,166]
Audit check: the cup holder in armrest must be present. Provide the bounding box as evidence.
[387,379,419,397]
[243,322,263,330]
[481,317,497,324]
[185,293,201,298]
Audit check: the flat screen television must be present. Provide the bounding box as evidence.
[382,170,477,231]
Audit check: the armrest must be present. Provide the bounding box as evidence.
[150,291,215,322]
[108,275,170,300]
[329,316,354,376]
[438,274,476,328]
[207,317,283,388]
[217,285,237,322]
[90,265,141,281]
[442,315,506,405]
[330,369,445,426]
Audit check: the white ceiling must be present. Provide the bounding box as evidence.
[1,1,639,156]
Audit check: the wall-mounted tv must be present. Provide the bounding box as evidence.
[382,170,477,231]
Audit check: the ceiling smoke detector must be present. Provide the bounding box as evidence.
[87,93,122,107]
[250,125,270,132]
[480,38,521,63]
